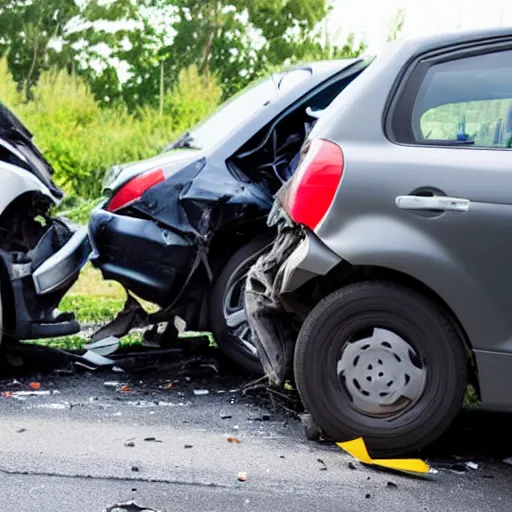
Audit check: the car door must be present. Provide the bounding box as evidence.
[386,43,512,408]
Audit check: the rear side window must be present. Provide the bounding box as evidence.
[391,49,512,148]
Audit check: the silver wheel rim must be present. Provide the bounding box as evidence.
[223,273,258,357]
[337,328,427,417]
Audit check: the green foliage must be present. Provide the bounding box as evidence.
[56,197,103,225]
[60,295,126,324]
[0,0,157,101]
[164,66,223,131]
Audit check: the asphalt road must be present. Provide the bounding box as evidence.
[0,347,512,512]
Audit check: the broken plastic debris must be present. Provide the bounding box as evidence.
[120,385,132,393]
[237,471,248,482]
[104,501,159,512]
[85,336,119,356]
[28,382,41,390]
[144,437,162,443]
[227,436,241,444]
[104,381,120,388]
[502,457,512,466]
[7,390,59,397]
[193,389,209,396]
[466,461,479,470]
[336,438,430,475]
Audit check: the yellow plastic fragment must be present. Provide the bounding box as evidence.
[336,437,430,474]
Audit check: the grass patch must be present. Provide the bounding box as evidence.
[35,332,143,351]
[60,295,126,325]
[68,264,125,299]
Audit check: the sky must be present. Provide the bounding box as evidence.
[329,0,512,52]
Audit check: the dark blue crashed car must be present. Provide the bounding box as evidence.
[88,59,369,372]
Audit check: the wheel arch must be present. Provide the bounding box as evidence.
[324,263,478,390]
[194,224,276,332]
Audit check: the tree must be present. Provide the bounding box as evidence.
[123,0,335,103]
[387,8,405,42]
[0,0,156,101]
[0,0,79,100]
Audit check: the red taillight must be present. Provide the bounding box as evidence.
[107,168,165,213]
[283,139,344,230]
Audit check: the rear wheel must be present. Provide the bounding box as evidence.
[294,281,467,456]
[209,235,273,374]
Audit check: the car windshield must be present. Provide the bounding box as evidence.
[166,69,313,151]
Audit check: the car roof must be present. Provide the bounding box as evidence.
[391,26,512,56]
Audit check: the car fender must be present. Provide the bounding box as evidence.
[318,214,499,353]
[0,161,58,215]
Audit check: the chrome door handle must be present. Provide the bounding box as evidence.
[395,195,470,212]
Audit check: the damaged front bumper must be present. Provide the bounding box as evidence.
[245,209,342,386]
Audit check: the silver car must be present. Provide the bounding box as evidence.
[246,27,512,455]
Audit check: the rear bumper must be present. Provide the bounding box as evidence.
[276,231,342,294]
[244,224,342,385]
[88,208,194,304]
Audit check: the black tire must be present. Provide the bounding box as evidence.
[209,235,273,374]
[294,281,467,456]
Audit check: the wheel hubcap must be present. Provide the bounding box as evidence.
[223,273,257,356]
[337,328,427,417]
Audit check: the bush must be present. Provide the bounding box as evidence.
[164,66,223,132]
[0,60,221,198]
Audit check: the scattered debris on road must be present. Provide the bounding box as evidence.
[144,437,162,443]
[1,390,59,398]
[317,458,327,471]
[28,381,41,390]
[227,436,241,444]
[105,501,159,512]
[237,471,248,482]
[193,389,209,396]
[104,381,120,388]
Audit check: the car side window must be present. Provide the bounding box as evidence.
[394,49,512,148]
